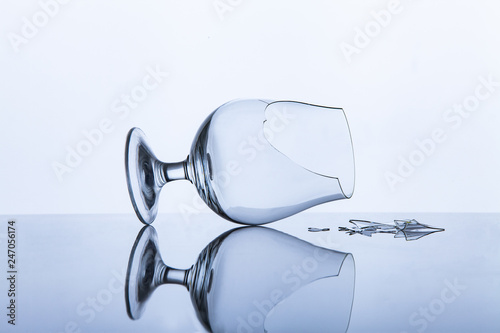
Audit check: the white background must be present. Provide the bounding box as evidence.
[1,0,500,215]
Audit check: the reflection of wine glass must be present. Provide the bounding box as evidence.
[126,225,355,333]
[125,99,355,225]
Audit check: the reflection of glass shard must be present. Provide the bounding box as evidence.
[339,219,444,241]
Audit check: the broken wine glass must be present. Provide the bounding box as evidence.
[125,99,355,225]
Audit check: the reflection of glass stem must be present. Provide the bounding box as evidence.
[150,252,216,330]
[126,225,227,330]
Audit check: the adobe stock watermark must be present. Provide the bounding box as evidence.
[401,278,467,333]
[213,0,244,21]
[177,104,297,223]
[339,0,403,64]
[52,65,169,182]
[56,269,125,333]
[7,0,73,53]
[385,74,499,191]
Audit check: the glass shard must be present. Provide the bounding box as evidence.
[308,227,330,232]
[339,219,444,241]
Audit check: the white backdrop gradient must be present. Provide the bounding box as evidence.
[1,0,499,215]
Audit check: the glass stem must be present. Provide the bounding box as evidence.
[154,262,191,289]
[156,158,190,187]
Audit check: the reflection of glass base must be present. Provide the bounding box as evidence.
[125,128,161,225]
[125,226,162,319]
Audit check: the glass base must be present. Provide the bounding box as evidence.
[125,226,162,320]
[125,127,161,224]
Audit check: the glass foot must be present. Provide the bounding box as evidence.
[125,226,163,320]
[125,128,162,224]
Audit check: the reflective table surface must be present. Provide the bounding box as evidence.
[0,213,498,333]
